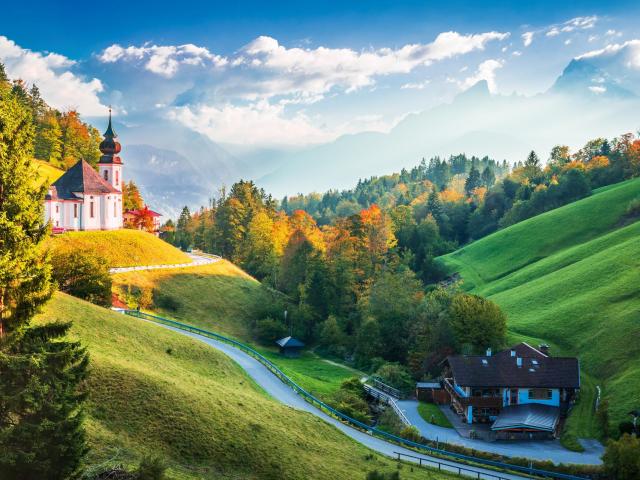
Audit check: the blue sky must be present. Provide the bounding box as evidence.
[1,1,639,149]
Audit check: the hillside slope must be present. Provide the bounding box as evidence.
[33,159,64,186]
[437,178,640,432]
[37,293,446,480]
[112,261,361,399]
[46,230,191,268]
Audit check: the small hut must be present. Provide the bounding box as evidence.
[275,336,305,358]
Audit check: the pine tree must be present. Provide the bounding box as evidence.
[0,86,88,479]
[481,166,496,187]
[464,166,481,196]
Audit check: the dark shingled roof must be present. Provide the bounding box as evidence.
[275,336,305,348]
[447,343,579,389]
[47,159,120,200]
[491,403,560,432]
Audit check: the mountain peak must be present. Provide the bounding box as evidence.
[454,80,491,103]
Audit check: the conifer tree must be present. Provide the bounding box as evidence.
[0,82,88,479]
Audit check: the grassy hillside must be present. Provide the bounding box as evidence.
[112,261,261,339]
[33,159,64,186]
[37,293,449,480]
[112,261,360,398]
[46,229,191,268]
[437,178,640,435]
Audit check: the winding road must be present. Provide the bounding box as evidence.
[143,320,559,480]
[109,252,220,274]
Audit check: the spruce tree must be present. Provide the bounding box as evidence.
[0,80,88,479]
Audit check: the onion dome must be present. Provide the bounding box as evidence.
[99,108,122,163]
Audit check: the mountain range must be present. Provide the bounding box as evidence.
[116,50,640,215]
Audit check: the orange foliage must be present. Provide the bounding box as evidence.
[439,188,464,203]
[289,210,324,251]
[562,161,586,172]
[587,155,610,170]
[629,140,640,175]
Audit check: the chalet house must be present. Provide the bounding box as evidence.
[44,111,124,232]
[442,343,580,439]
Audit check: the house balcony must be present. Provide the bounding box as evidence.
[443,378,503,411]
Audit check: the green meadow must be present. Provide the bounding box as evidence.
[37,293,454,480]
[438,177,640,437]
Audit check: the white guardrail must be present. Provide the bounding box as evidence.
[363,384,412,427]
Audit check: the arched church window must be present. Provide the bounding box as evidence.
[104,170,109,181]
[116,170,119,186]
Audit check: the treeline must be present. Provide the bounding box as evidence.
[286,135,640,244]
[282,154,509,225]
[165,181,507,379]
[0,63,103,169]
[167,130,640,380]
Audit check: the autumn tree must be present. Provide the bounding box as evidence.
[123,180,144,211]
[0,82,88,479]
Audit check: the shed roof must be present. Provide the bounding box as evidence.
[275,336,305,348]
[416,382,441,389]
[47,159,120,200]
[446,342,579,389]
[491,404,560,432]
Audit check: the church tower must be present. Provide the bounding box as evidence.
[98,108,123,191]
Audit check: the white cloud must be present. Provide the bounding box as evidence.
[167,101,332,147]
[605,29,622,37]
[512,50,522,57]
[401,79,431,90]
[522,32,534,47]
[235,32,509,99]
[99,43,227,78]
[0,36,107,116]
[588,85,606,94]
[546,28,560,38]
[459,59,504,93]
[577,39,640,69]
[565,39,572,45]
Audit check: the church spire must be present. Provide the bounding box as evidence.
[99,107,122,164]
[104,106,117,138]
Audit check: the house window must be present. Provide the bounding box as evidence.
[104,170,109,181]
[73,204,78,218]
[90,202,95,218]
[55,205,59,214]
[528,388,553,400]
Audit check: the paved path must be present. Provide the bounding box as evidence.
[146,321,532,480]
[109,253,220,274]
[396,400,603,465]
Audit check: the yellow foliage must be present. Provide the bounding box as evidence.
[439,188,464,203]
[562,161,586,172]
[587,155,610,170]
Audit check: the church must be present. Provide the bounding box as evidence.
[44,112,124,231]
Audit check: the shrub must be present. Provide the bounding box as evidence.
[602,434,640,480]
[138,287,154,309]
[374,363,414,394]
[399,425,422,443]
[253,317,288,344]
[136,456,166,480]
[376,407,404,436]
[365,471,399,480]
[625,197,640,217]
[50,249,112,306]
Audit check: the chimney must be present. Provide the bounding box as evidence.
[516,357,522,367]
[486,347,492,357]
[539,344,550,356]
